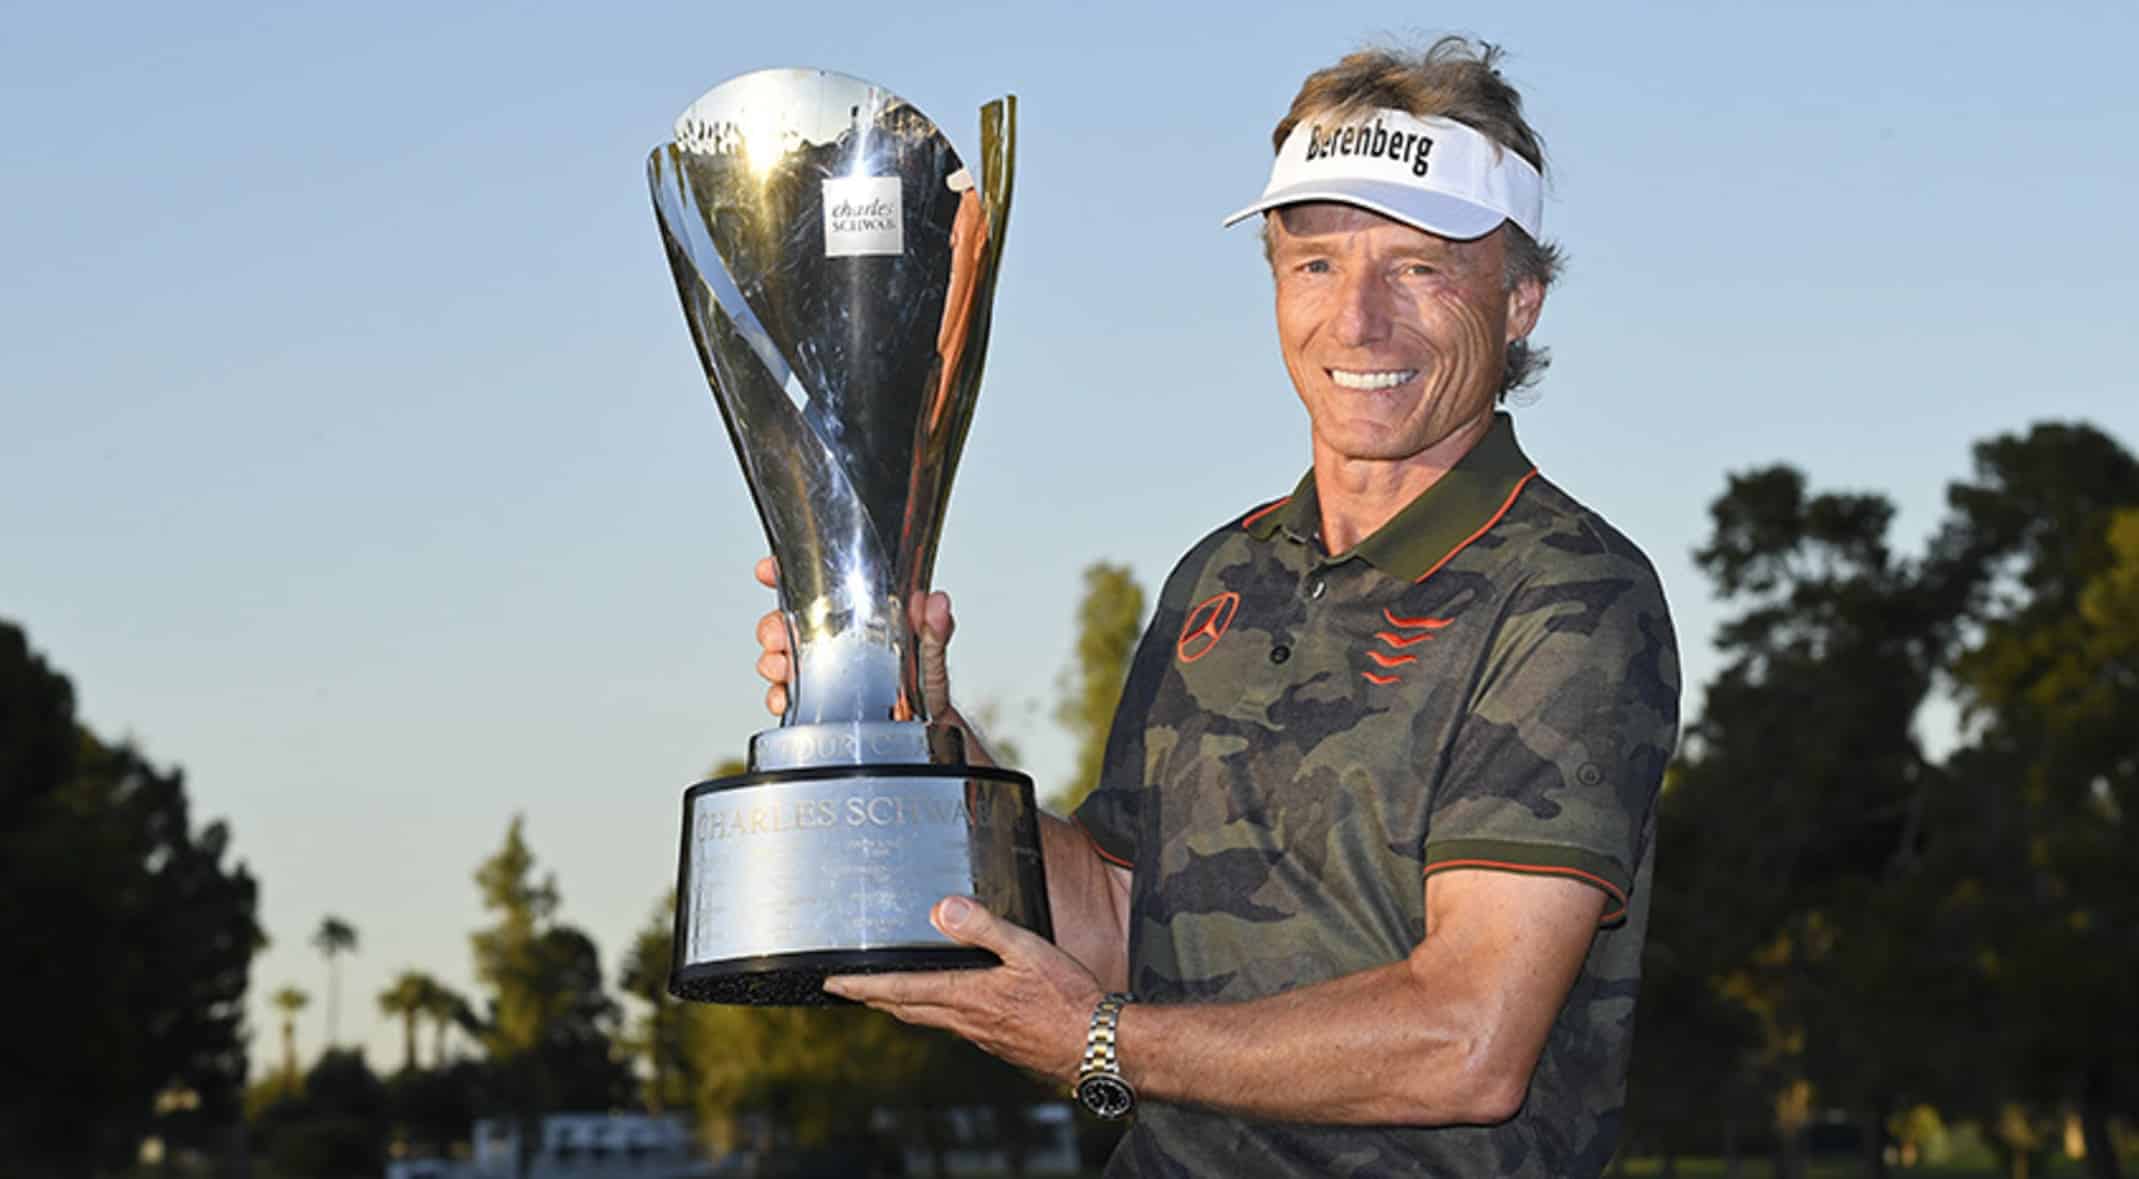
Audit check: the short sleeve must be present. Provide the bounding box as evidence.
[1069,591,1183,870]
[1422,558,1680,924]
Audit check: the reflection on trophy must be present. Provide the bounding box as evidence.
[648,69,1052,1005]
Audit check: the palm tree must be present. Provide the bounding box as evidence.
[311,915,359,1049]
[421,980,469,1067]
[270,985,310,1082]
[377,971,433,1072]
[620,893,678,1111]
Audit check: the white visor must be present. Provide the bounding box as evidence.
[1223,108,1543,241]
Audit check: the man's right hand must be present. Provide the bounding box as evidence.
[751,556,798,719]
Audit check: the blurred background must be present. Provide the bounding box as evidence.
[4,0,2134,1176]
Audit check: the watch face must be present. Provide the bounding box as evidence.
[1077,1073,1135,1120]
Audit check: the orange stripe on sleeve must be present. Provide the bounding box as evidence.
[1075,818,1134,870]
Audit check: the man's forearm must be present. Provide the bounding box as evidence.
[1105,871,1604,1127]
[1110,955,1522,1126]
[1038,812,1130,992]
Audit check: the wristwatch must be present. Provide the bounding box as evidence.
[1073,992,1136,1119]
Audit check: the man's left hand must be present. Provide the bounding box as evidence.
[824,895,1103,1085]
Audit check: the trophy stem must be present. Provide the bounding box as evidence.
[779,594,921,728]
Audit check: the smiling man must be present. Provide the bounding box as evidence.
[758,36,1681,1178]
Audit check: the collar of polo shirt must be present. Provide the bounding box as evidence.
[1246,413,1541,582]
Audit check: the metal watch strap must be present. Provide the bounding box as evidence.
[1079,991,1132,1077]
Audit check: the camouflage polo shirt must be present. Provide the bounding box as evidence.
[1072,412,1680,1178]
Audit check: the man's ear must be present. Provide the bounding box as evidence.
[1504,276,1545,342]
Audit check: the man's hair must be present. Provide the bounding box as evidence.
[1265,36,1566,396]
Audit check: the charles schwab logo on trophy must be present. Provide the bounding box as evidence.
[823,176,904,256]
[646,68,1050,1005]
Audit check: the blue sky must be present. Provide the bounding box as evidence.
[5,0,2135,1069]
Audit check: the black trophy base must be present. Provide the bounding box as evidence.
[672,946,1000,1006]
[669,759,1052,1007]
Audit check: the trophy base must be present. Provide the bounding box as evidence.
[671,945,999,1006]
[670,759,1052,1007]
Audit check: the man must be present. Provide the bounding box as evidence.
[753,37,1678,1177]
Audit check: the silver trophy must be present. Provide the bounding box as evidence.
[649,69,1050,1005]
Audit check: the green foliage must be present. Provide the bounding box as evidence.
[1644,421,2139,1179]
[420,977,471,1068]
[251,1048,389,1179]
[1624,766,1765,1159]
[0,621,263,1176]
[384,1060,484,1158]
[272,984,311,1082]
[378,970,442,1073]
[467,817,633,1167]
[679,999,1052,1161]
[685,1004,925,1149]
[471,817,564,1055]
[313,914,360,1051]
[1640,463,1968,1171]
[1052,562,1146,811]
[1936,427,2139,1171]
[619,891,697,1113]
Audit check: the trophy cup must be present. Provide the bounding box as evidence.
[649,69,1051,1005]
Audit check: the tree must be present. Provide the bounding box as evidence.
[619,891,694,1113]
[377,971,435,1074]
[1663,466,1981,1179]
[469,817,632,1174]
[1651,423,2139,1179]
[1936,425,2139,1179]
[1624,767,1764,1173]
[0,621,263,1176]
[527,925,633,1109]
[472,817,560,1052]
[385,1059,482,1161]
[1053,562,1146,810]
[312,915,359,1050]
[252,1048,389,1179]
[684,1001,931,1153]
[273,986,312,1082]
[421,979,470,1068]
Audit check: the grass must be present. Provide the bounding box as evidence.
[1611,1157,2088,1178]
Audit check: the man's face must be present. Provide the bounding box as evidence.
[1269,202,1542,466]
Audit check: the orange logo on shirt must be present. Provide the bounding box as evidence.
[1362,607,1455,685]
[1177,591,1241,663]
